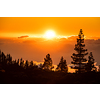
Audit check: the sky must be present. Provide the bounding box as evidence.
[0,17,100,39]
[0,17,100,68]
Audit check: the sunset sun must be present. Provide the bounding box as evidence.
[44,30,56,39]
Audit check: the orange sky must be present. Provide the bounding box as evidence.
[0,17,100,38]
[0,17,100,67]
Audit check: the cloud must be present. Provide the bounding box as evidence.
[67,35,78,40]
[85,36,100,40]
[0,36,100,66]
[18,35,29,38]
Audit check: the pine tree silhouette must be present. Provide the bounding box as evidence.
[17,59,19,65]
[42,54,53,69]
[25,60,29,69]
[1,52,6,64]
[6,54,12,64]
[86,52,95,72]
[30,61,33,67]
[20,58,24,67]
[57,56,68,72]
[71,29,88,73]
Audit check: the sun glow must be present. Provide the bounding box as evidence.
[44,30,56,39]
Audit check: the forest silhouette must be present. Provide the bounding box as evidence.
[0,29,100,84]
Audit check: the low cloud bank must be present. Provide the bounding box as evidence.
[18,35,29,38]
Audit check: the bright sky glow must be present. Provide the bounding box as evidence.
[44,30,56,39]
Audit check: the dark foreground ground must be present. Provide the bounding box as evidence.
[0,65,100,84]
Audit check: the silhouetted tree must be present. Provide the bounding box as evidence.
[9,54,12,64]
[57,56,68,72]
[6,54,12,65]
[86,52,95,72]
[71,29,88,73]
[1,52,6,63]
[30,61,33,67]
[0,51,10,68]
[17,59,19,65]
[15,59,16,63]
[42,54,53,69]
[25,60,29,69]
[20,58,24,67]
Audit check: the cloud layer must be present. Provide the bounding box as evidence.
[18,35,29,38]
[0,36,100,66]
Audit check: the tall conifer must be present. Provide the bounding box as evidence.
[71,29,88,72]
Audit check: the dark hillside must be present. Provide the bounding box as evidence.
[0,65,100,84]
